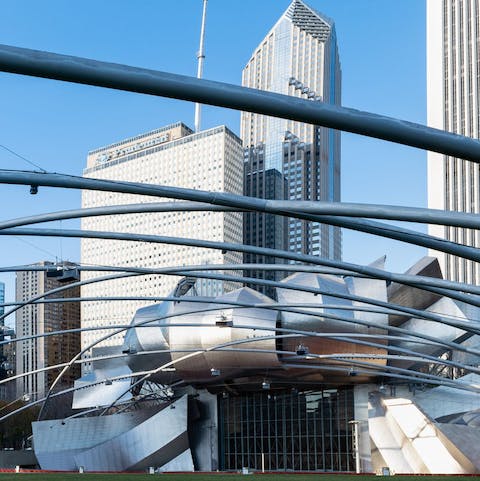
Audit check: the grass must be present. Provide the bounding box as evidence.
[0,475,477,481]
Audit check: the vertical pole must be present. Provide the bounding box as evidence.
[195,0,208,132]
[262,452,265,473]
[350,420,361,474]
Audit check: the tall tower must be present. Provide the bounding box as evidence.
[241,0,342,264]
[0,281,4,362]
[15,262,80,400]
[427,0,480,283]
[81,123,243,362]
[0,281,6,386]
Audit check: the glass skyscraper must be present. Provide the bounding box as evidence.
[427,0,480,283]
[242,0,341,265]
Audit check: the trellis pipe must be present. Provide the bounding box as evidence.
[0,44,479,160]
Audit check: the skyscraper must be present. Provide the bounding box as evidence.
[81,122,243,360]
[0,281,4,364]
[0,281,7,392]
[15,262,80,400]
[0,281,16,401]
[242,0,341,263]
[427,0,480,283]
[244,148,288,298]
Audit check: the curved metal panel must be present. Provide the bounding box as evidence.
[391,297,474,369]
[169,288,281,381]
[123,301,176,383]
[34,396,192,472]
[277,272,387,379]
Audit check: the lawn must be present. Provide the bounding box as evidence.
[0,475,477,481]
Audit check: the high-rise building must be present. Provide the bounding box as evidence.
[15,262,80,401]
[427,0,480,283]
[0,281,9,399]
[0,281,5,364]
[243,146,288,298]
[81,122,243,359]
[241,0,341,263]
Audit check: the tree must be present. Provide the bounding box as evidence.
[0,400,40,449]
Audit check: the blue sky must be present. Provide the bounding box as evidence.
[0,0,427,319]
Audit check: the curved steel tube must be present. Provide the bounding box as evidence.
[4,199,480,231]
[5,253,478,334]
[0,171,479,262]
[8,329,472,394]
[0,44,479,160]
[3,260,480,306]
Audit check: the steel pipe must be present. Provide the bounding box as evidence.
[3,261,480,303]
[0,44,479,160]
[5,199,480,231]
[2,228,479,334]
[0,171,478,263]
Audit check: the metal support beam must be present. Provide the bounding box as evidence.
[6,199,480,231]
[0,171,478,264]
[0,44,479,160]
[2,227,479,334]
[2,260,480,301]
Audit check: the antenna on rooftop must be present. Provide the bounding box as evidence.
[194,0,208,133]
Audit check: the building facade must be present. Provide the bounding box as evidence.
[15,262,80,401]
[427,0,480,283]
[241,0,341,264]
[0,281,5,375]
[243,145,288,298]
[81,122,244,359]
[0,281,10,400]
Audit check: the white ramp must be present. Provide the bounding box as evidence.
[368,392,476,474]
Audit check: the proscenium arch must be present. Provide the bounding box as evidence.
[37,279,480,420]
[39,282,480,420]
[4,256,480,418]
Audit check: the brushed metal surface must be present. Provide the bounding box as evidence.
[34,396,192,472]
[169,288,280,381]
